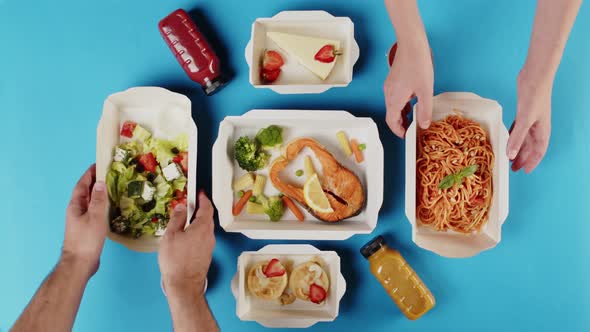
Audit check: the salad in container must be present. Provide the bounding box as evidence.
[106,121,189,238]
[96,87,197,252]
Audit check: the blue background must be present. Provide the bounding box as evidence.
[1,0,589,331]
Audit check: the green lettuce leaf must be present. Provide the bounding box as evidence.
[151,139,176,166]
[156,181,172,199]
[142,224,156,236]
[106,169,119,203]
[111,161,127,174]
[117,166,135,198]
[172,176,187,192]
[173,133,189,152]
[119,141,139,155]
[120,196,138,218]
[154,199,169,216]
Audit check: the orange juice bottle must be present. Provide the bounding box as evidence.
[361,235,435,320]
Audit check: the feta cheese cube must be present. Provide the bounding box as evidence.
[155,225,166,236]
[141,182,156,201]
[162,163,183,182]
[114,147,129,162]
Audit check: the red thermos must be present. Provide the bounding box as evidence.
[159,9,227,96]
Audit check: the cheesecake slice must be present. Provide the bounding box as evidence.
[267,32,341,80]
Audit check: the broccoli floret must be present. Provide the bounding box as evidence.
[258,195,284,222]
[234,136,269,171]
[255,125,283,149]
[110,216,129,234]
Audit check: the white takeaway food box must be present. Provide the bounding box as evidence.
[96,87,198,252]
[405,92,510,258]
[245,10,360,94]
[231,244,346,329]
[212,110,384,240]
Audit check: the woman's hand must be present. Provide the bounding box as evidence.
[507,69,553,173]
[506,0,581,173]
[384,38,434,138]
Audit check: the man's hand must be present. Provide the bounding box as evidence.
[158,192,219,332]
[159,191,215,299]
[507,70,552,173]
[62,164,108,278]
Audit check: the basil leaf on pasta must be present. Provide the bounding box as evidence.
[459,165,478,178]
[439,165,479,190]
[439,174,458,190]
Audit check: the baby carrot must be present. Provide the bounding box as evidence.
[351,139,364,163]
[233,190,253,216]
[282,196,305,221]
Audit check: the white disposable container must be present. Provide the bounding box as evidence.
[96,87,197,252]
[231,244,346,328]
[405,92,510,258]
[212,110,384,240]
[245,10,360,94]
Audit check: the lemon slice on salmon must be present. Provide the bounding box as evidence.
[303,174,334,213]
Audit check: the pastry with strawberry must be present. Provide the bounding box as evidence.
[289,259,329,304]
[247,258,289,300]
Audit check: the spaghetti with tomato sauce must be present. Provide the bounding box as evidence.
[416,114,494,233]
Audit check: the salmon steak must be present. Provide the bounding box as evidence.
[269,138,365,223]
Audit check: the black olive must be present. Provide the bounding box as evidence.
[171,147,180,154]
[142,200,156,212]
[135,164,145,173]
[129,158,138,165]
[147,172,156,182]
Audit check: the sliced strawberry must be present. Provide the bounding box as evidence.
[309,284,327,304]
[261,69,281,83]
[263,50,284,71]
[263,258,286,278]
[138,153,157,172]
[120,121,137,138]
[314,45,339,63]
